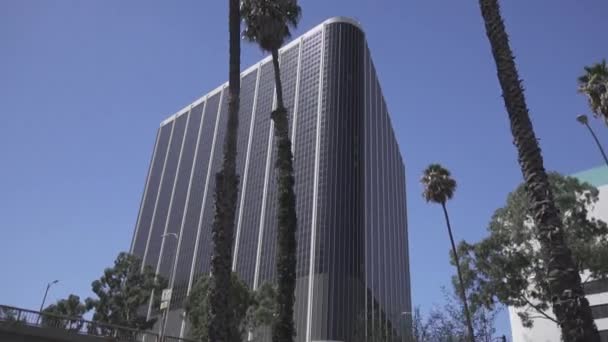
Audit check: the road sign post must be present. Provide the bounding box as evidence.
[160,288,172,309]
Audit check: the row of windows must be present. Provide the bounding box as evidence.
[362,35,409,342]
[258,40,302,285]
[235,61,275,287]
[132,123,172,258]
[291,31,323,341]
[131,21,408,342]
[157,102,203,286]
[584,279,608,296]
[172,92,222,306]
[592,303,608,320]
[314,23,366,340]
[142,113,188,272]
[194,88,230,279]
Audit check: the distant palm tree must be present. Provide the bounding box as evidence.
[477,0,599,341]
[421,164,475,342]
[208,0,241,341]
[241,1,301,341]
[578,60,608,125]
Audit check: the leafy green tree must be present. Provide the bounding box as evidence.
[85,252,166,331]
[0,307,18,321]
[421,164,475,342]
[441,287,498,342]
[476,0,599,340]
[186,273,252,342]
[185,274,276,342]
[0,306,27,325]
[456,173,608,331]
[414,307,463,342]
[410,243,499,342]
[241,1,301,341]
[412,290,497,342]
[41,294,87,331]
[208,0,242,341]
[246,282,278,335]
[578,60,608,125]
[412,307,432,342]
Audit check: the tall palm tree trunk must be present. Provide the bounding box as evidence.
[441,203,475,342]
[478,1,599,341]
[270,48,298,342]
[208,0,240,341]
[272,50,285,111]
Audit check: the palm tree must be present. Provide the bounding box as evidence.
[208,0,241,341]
[241,1,301,341]
[421,164,475,342]
[477,0,599,341]
[578,60,608,125]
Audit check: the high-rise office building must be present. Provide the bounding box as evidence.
[130,17,411,342]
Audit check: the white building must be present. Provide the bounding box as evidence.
[509,165,608,342]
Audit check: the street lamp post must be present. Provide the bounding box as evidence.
[159,232,179,340]
[39,280,59,313]
[577,114,608,167]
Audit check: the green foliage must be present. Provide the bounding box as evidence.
[457,173,608,328]
[85,252,166,331]
[415,249,500,342]
[185,273,258,342]
[241,0,302,52]
[41,294,87,331]
[0,307,18,321]
[245,282,278,332]
[412,288,498,342]
[578,59,608,125]
[207,0,241,340]
[0,306,27,325]
[421,164,457,204]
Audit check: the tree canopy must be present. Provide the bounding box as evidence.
[85,252,166,331]
[457,172,608,328]
[413,259,498,342]
[578,59,608,125]
[185,273,277,342]
[241,0,301,52]
[421,164,457,204]
[42,294,87,330]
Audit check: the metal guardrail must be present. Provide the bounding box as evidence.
[0,304,192,342]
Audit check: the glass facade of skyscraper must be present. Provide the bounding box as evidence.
[130,17,411,342]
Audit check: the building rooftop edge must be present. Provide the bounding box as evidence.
[160,17,364,127]
[571,165,608,188]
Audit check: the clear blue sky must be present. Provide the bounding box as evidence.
[1,0,607,338]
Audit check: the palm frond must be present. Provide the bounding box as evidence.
[421,164,457,204]
[241,0,302,52]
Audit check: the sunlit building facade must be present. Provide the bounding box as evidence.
[130,17,411,342]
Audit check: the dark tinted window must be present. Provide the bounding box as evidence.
[132,123,173,258]
[584,279,608,296]
[591,304,608,319]
[599,330,608,342]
